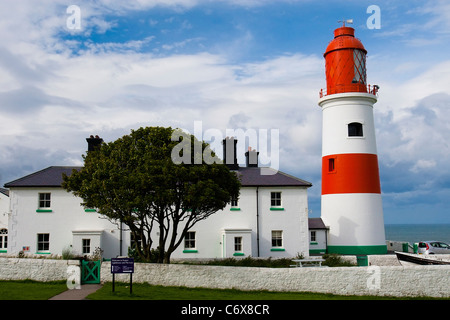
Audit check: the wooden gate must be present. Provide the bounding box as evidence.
[81,260,101,284]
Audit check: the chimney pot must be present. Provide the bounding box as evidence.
[222,137,239,170]
[86,135,103,152]
[245,147,259,168]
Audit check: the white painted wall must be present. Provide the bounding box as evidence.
[7,184,310,260]
[319,92,379,156]
[321,193,386,247]
[3,258,450,298]
[8,187,123,259]
[0,192,8,230]
[309,229,327,254]
[162,186,310,259]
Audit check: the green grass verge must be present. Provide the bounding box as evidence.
[0,280,68,300]
[85,282,442,300]
[0,280,446,300]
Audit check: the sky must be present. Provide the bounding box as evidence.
[1,0,450,224]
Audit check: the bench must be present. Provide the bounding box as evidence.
[291,258,325,268]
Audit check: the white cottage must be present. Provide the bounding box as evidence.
[0,188,9,253]
[3,137,313,260]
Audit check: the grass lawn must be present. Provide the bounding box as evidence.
[0,280,446,300]
[86,282,439,300]
[0,280,68,300]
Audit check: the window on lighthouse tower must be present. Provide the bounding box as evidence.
[348,122,363,137]
[353,49,366,84]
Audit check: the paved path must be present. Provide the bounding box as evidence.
[49,284,103,300]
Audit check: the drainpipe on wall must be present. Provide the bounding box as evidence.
[256,186,260,257]
[119,221,123,256]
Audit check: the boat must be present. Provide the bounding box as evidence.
[395,251,450,266]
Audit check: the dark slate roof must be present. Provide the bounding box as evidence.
[0,188,9,196]
[236,167,312,187]
[4,166,82,188]
[4,166,312,189]
[308,218,328,229]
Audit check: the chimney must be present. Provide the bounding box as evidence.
[86,135,103,152]
[222,137,239,170]
[245,147,259,167]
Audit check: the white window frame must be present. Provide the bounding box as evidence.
[37,233,50,252]
[0,228,7,250]
[184,231,196,249]
[82,238,91,254]
[38,193,51,209]
[234,236,243,253]
[271,230,283,248]
[310,230,317,242]
[270,192,282,207]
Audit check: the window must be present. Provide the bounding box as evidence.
[271,230,283,248]
[271,192,281,207]
[353,49,366,84]
[82,239,91,254]
[37,233,50,252]
[184,231,196,249]
[230,195,240,211]
[328,158,335,172]
[39,193,51,208]
[348,122,363,137]
[310,231,316,242]
[231,196,238,207]
[234,237,242,252]
[0,229,7,250]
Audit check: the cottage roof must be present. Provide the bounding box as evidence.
[4,166,311,189]
[308,218,328,229]
[0,188,9,196]
[4,166,81,188]
[236,167,312,187]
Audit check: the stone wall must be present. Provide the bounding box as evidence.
[102,262,449,298]
[0,257,79,282]
[1,257,449,298]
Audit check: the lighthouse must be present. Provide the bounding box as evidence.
[318,23,387,255]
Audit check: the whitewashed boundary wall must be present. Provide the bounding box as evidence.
[102,262,449,298]
[0,257,449,297]
[0,258,79,281]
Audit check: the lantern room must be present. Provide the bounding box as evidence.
[322,25,369,96]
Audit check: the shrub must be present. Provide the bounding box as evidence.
[62,246,75,260]
[322,254,355,267]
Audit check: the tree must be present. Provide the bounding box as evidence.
[62,126,240,263]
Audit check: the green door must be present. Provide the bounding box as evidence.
[81,260,101,284]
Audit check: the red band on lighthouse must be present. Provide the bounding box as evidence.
[322,153,381,195]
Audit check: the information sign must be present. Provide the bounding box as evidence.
[110,257,134,294]
[111,258,134,274]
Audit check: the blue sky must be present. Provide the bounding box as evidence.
[1,0,450,224]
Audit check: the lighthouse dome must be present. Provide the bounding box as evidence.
[323,26,369,96]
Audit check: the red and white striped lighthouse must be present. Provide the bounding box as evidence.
[318,23,387,255]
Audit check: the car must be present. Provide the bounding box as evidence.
[417,241,450,254]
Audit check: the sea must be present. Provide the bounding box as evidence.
[384,224,450,245]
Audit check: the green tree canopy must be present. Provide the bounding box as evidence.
[62,126,241,263]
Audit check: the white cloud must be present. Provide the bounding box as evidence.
[0,0,449,223]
